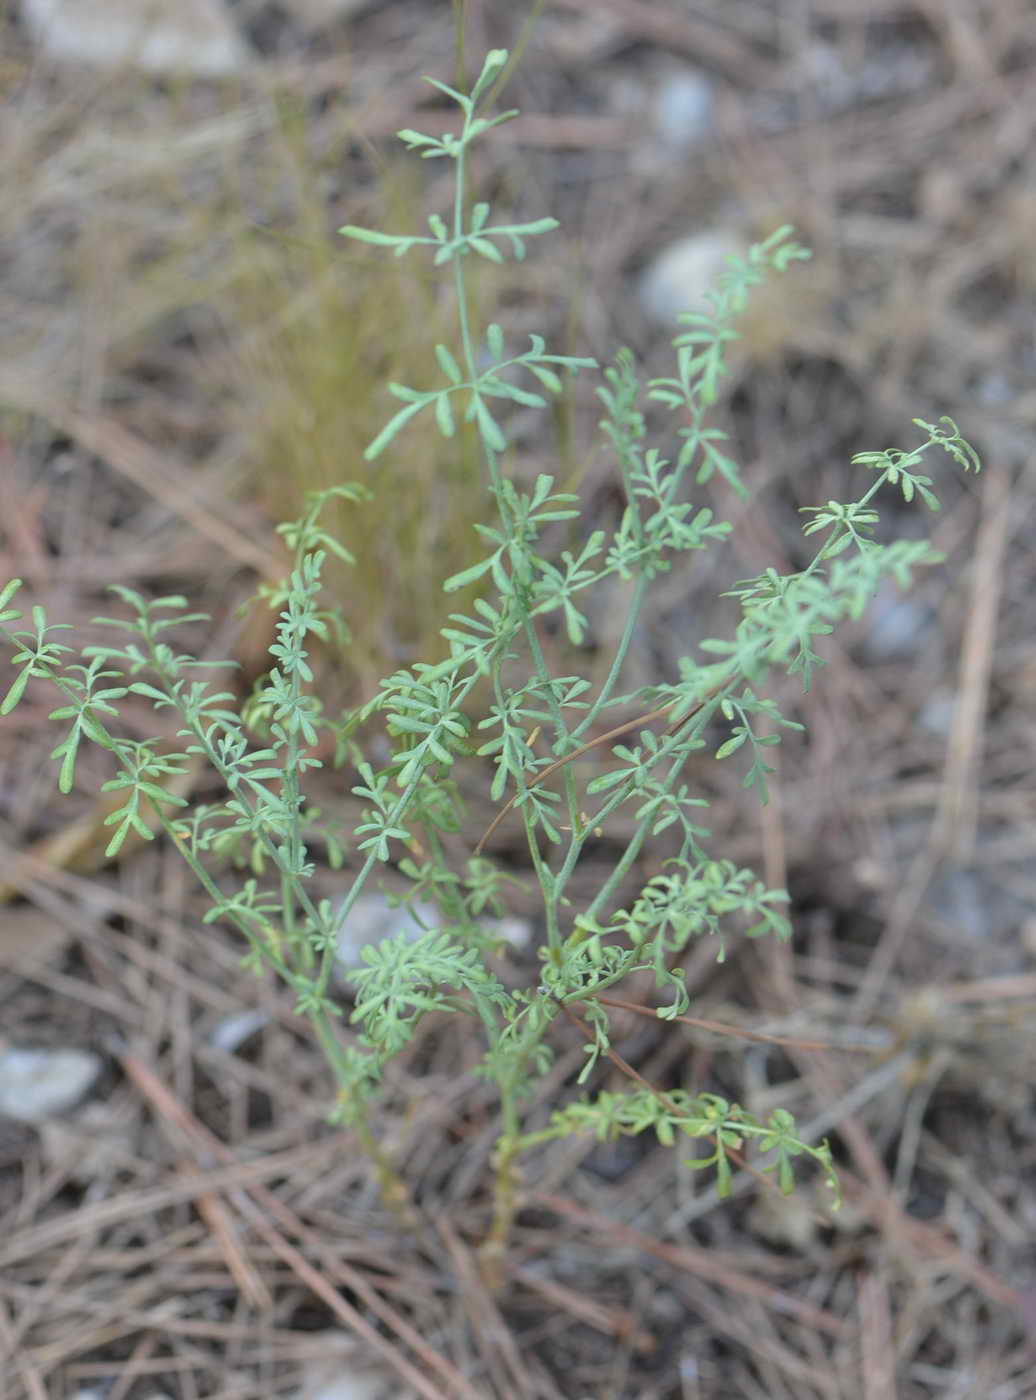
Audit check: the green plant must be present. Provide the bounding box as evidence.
[0,49,980,1282]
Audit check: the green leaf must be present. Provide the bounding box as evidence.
[421,78,469,109]
[714,732,747,759]
[469,48,508,105]
[435,344,463,384]
[493,382,546,410]
[394,128,447,152]
[0,666,31,715]
[526,363,562,395]
[443,556,496,592]
[434,391,455,439]
[387,382,424,403]
[0,578,22,614]
[586,767,633,794]
[128,682,172,703]
[52,734,79,793]
[472,397,506,453]
[469,237,503,264]
[339,225,420,249]
[364,400,427,460]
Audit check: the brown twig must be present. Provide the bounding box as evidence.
[558,1000,777,1200]
[474,682,725,853]
[592,993,867,1053]
[118,1051,480,1400]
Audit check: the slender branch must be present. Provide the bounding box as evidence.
[474,680,726,853]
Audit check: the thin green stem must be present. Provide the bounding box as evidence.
[570,572,649,743]
[452,98,480,396]
[580,703,724,926]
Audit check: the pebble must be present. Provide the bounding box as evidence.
[334,893,441,973]
[334,892,531,977]
[301,1377,397,1400]
[295,1337,401,1400]
[637,230,743,327]
[860,581,931,661]
[208,1008,271,1052]
[651,69,715,150]
[0,1046,102,1123]
[20,0,252,75]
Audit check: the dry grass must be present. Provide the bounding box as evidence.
[2,1,1036,1396]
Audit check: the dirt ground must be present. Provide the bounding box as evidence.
[1,2,1035,1397]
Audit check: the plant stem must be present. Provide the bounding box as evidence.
[479,1081,523,1290]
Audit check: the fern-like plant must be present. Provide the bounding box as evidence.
[0,48,980,1284]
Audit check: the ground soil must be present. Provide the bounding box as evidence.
[1,2,1035,1397]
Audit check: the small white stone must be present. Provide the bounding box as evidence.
[303,1379,394,1400]
[20,0,252,76]
[651,69,714,150]
[333,893,533,977]
[918,689,957,737]
[75,1393,171,1400]
[493,916,532,951]
[747,1182,818,1250]
[976,372,1012,405]
[209,1008,270,1052]
[295,1339,400,1400]
[334,894,440,974]
[0,1046,102,1122]
[861,581,931,661]
[638,230,743,327]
